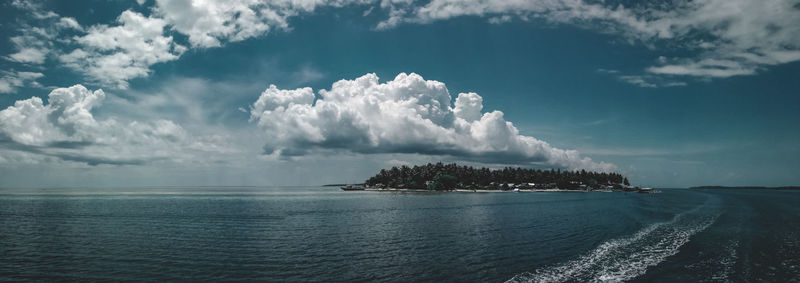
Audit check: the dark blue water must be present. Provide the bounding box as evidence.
[0,187,798,282]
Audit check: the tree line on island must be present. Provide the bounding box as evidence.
[364,162,632,191]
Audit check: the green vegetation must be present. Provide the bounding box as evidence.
[364,162,630,191]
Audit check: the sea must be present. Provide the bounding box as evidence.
[1,187,798,282]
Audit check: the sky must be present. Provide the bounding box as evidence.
[0,0,799,188]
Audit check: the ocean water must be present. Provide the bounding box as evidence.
[1,187,798,282]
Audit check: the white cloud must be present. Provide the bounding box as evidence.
[4,1,84,65]
[0,85,226,165]
[5,33,51,65]
[154,0,276,48]
[596,69,620,74]
[60,10,185,89]
[7,0,795,91]
[617,75,687,88]
[0,71,44,93]
[11,0,57,20]
[377,0,800,80]
[646,59,757,78]
[250,72,616,171]
[7,0,366,89]
[376,0,647,31]
[34,0,360,88]
[487,15,512,25]
[597,68,686,88]
[7,47,48,64]
[453,92,482,122]
[153,0,369,48]
[56,17,83,31]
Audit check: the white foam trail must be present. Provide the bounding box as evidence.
[507,200,720,283]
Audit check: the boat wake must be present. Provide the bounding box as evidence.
[506,200,721,283]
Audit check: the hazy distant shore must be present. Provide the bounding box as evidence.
[690,186,800,190]
[360,188,623,193]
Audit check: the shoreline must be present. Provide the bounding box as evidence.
[360,188,626,193]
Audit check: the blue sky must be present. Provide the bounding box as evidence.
[0,0,799,188]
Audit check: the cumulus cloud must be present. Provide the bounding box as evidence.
[60,10,185,89]
[0,85,225,165]
[250,73,615,171]
[0,71,44,93]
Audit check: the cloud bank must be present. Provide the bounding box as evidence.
[0,85,224,165]
[4,0,798,90]
[378,0,800,81]
[250,73,616,171]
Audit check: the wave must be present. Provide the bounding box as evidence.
[506,199,721,283]
[716,240,740,281]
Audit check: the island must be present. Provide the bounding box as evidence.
[690,186,800,190]
[341,163,651,193]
